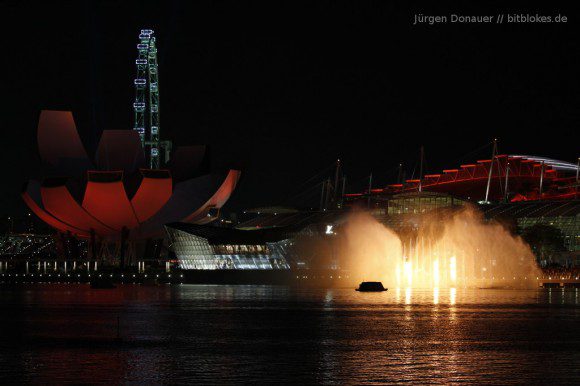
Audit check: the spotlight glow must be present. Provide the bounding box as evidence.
[342,207,540,289]
[449,255,457,283]
[404,260,413,287]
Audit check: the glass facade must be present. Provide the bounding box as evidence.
[167,228,291,270]
[483,200,580,253]
[386,193,465,215]
[517,216,579,252]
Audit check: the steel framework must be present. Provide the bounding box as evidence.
[133,29,170,168]
[344,155,578,202]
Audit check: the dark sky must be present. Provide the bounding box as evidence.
[3,0,580,218]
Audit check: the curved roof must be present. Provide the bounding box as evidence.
[182,169,241,222]
[166,222,295,244]
[510,155,579,172]
[137,170,240,237]
[345,154,576,203]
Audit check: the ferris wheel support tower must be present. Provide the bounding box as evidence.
[133,29,171,168]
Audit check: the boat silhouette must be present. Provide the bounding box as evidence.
[356,281,387,292]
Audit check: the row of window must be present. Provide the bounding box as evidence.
[178,254,290,270]
[212,244,270,254]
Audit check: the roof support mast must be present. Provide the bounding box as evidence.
[504,161,510,202]
[484,138,498,203]
[418,146,424,193]
[333,159,341,207]
[340,175,346,209]
[574,157,580,200]
[539,161,545,200]
[319,180,326,211]
[367,173,373,209]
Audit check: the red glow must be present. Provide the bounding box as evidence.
[37,110,90,166]
[22,191,89,237]
[82,172,139,231]
[182,170,241,222]
[131,171,173,222]
[41,184,114,235]
[345,155,572,202]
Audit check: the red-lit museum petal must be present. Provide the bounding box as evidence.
[41,179,115,236]
[37,110,90,166]
[82,171,140,231]
[182,169,241,223]
[131,169,172,223]
[22,181,89,237]
[95,130,145,174]
[134,170,240,238]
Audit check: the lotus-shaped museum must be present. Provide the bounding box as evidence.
[22,110,240,240]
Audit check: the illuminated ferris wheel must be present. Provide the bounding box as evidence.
[133,29,170,168]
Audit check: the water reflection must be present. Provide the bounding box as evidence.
[0,285,578,384]
[393,286,460,305]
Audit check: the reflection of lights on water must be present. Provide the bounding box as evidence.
[325,290,333,304]
[433,287,439,305]
[449,256,457,283]
[395,287,401,303]
[396,265,401,288]
[450,287,456,305]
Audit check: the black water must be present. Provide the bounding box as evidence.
[0,284,579,384]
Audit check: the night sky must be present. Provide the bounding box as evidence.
[4,1,580,220]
